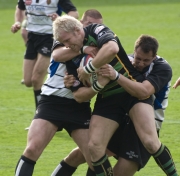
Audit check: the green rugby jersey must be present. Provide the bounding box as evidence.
[82,24,144,97]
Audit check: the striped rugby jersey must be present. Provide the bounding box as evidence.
[129,55,172,130]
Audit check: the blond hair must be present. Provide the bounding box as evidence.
[53,15,83,41]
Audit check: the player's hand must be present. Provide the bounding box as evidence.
[98,64,117,80]
[48,13,59,21]
[97,73,110,87]
[172,77,180,89]
[64,73,76,88]
[77,67,91,87]
[83,46,98,58]
[11,22,21,33]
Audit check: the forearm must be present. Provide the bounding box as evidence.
[67,11,79,19]
[52,47,80,62]
[117,75,154,99]
[15,6,24,23]
[91,41,119,68]
[73,87,96,103]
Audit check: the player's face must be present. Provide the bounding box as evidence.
[81,16,103,27]
[58,29,83,52]
[133,47,156,71]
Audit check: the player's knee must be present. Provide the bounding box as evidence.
[31,77,38,85]
[142,138,160,154]
[24,145,41,160]
[88,140,103,156]
[65,148,85,166]
[24,79,32,87]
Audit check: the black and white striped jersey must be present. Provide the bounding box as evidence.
[41,41,74,98]
[17,0,77,34]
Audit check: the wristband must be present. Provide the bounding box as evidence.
[91,81,104,93]
[114,71,120,81]
[83,46,88,53]
[83,60,97,74]
[80,46,88,54]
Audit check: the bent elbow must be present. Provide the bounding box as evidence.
[137,92,150,100]
[52,53,59,62]
[113,44,119,54]
[109,42,119,56]
[74,95,84,103]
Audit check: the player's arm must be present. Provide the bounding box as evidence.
[73,87,97,103]
[116,75,155,99]
[91,41,119,69]
[67,11,79,19]
[59,0,79,19]
[53,45,99,62]
[172,77,180,89]
[52,46,80,62]
[73,73,110,103]
[99,64,155,99]
[11,5,25,33]
[78,41,118,85]
[48,0,79,21]
[65,72,109,103]
[64,73,97,103]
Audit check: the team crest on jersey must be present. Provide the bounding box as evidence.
[47,0,51,5]
[98,31,106,39]
[73,80,80,87]
[94,26,105,34]
[25,0,32,5]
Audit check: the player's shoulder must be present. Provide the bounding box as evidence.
[154,56,172,69]
[84,24,109,34]
[52,40,64,51]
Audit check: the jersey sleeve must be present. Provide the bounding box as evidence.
[146,58,172,93]
[65,55,84,92]
[17,0,26,10]
[51,40,64,52]
[86,24,118,48]
[58,0,77,14]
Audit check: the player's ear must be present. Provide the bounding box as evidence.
[74,27,81,35]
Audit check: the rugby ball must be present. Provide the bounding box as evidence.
[80,54,97,85]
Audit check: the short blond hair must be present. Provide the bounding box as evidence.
[53,15,83,41]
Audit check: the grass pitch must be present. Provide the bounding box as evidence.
[0,0,180,175]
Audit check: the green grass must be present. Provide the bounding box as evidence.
[0,0,180,175]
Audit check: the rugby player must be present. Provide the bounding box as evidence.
[52,15,178,176]
[14,9,103,176]
[11,0,78,112]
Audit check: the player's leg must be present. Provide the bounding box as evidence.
[129,103,178,176]
[51,147,115,176]
[113,157,138,176]
[31,53,49,90]
[108,115,151,176]
[51,99,94,175]
[15,119,58,176]
[20,23,28,84]
[88,115,119,176]
[23,58,36,87]
[71,129,94,170]
[31,53,50,107]
[51,147,86,176]
[23,32,37,88]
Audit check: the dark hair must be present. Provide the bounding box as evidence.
[134,34,159,57]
